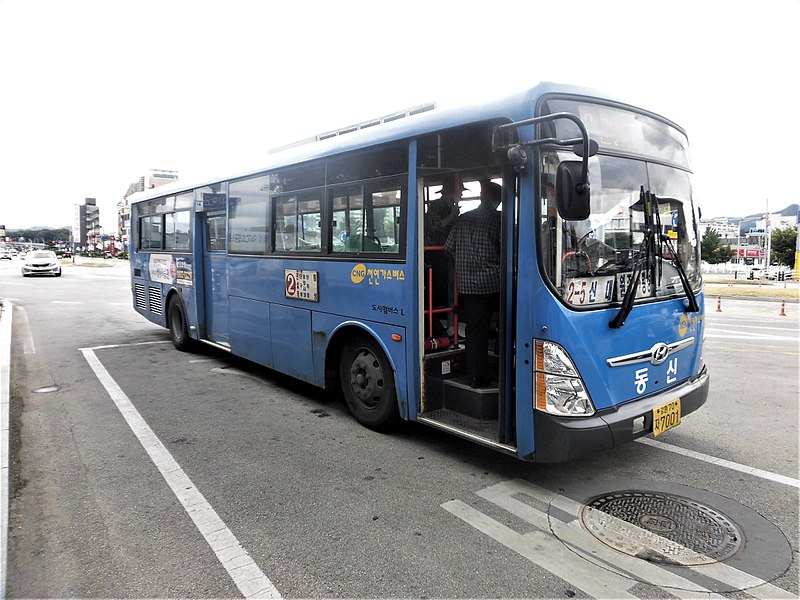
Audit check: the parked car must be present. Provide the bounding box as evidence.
[747,267,763,280]
[0,249,12,260]
[21,250,61,277]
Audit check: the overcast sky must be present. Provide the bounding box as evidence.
[1,0,797,233]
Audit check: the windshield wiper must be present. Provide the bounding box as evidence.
[650,189,699,313]
[660,232,700,313]
[610,187,656,329]
[609,251,647,328]
[610,187,698,328]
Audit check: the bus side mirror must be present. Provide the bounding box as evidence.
[556,161,590,220]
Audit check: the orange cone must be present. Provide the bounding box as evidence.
[716,296,722,312]
[780,300,786,316]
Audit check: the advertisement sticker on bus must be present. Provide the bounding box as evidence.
[175,257,193,286]
[148,254,174,284]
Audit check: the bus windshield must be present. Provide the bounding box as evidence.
[537,104,701,309]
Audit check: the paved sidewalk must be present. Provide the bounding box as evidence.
[0,299,11,596]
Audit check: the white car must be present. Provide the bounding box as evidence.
[21,250,62,277]
[0,249,12,260]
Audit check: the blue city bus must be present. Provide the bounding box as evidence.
[128,82,708,462]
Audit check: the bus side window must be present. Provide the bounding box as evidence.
[274,192,321,253]
[331,182,402,254]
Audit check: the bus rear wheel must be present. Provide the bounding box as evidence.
[339,335,399,431]
[168,296,194,351]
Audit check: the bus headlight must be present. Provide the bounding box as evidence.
[534,340,595,416]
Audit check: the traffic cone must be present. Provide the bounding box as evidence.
[780,300,786,316]
[716,296,722,312]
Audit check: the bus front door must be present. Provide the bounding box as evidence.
[202,212,229,345]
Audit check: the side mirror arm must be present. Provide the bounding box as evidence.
[492,113,596,192]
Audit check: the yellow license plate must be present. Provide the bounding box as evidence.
[653,398,681,436]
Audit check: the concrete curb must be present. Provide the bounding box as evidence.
[0,299,12,598]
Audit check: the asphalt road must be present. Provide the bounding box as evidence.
[1,258,797,598]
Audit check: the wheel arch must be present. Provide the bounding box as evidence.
[323,321,408,420]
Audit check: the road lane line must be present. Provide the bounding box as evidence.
[81,347,281,599]
[86,341,171,351]
[705,331,797,341]
[15,306,35,354]
[443,499,639,599]
[636,437,800,489]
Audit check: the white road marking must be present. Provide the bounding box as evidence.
[443,500,640,599]
[51,301,82,305]
[705,330,797,341]
[15,306,35,354]
[87,341,170,351]
[81,347,281,599]
[636,437,800,489]
[477,480,723,599]
[210,367,266,384]
[447,479,795,599]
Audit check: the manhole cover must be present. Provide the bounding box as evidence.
[580,491,743,566]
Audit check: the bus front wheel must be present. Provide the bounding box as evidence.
[168,296,194,351]
[339,336,399,431]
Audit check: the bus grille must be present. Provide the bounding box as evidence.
[148,286,163,315]
[134,283,146,311]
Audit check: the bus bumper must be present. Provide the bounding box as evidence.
[532,366,709,463]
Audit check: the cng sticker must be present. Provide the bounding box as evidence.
[678,314,689,337]
[678,312,704,337]
[351,263,366,284]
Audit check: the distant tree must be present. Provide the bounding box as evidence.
[701,228,734,264]
[7,228,70,244]
[771,226,797,265]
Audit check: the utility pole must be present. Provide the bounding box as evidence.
[764,199,771,269]
[794,208,800,280]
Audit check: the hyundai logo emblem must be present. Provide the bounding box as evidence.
[650,343,670,365]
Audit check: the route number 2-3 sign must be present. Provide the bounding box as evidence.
[284,269,319,302]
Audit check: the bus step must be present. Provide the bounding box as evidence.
[420,408,499,441]
[442,377,498,420]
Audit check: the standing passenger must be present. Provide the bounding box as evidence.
[424,180,462,311]
[444,180,502,388]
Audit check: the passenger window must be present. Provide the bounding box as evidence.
[331,180,402,254]
[140,215,163,250]
[206,215,226,252]
[165,211,191,251]
[274,191,322,253]
[229,175,269,255]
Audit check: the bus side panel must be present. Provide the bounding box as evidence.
[270,304,314,383]
[229,296,273,368]
[130,253,169,328]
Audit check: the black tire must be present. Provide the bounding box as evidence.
[339,335,399,431]
[167,295,194,351]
